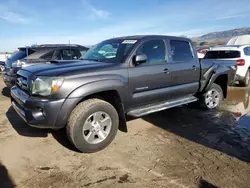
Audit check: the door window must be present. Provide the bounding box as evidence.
[41,51,54,61]
[61,49,78,60]
[170,40,193,61]
[136,40,166,64]
[244,47,250,56]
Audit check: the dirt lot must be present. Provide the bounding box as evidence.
[0,74,250,188]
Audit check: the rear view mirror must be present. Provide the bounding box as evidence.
[134,54,147,65]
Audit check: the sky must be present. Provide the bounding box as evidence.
[0,0,250,51]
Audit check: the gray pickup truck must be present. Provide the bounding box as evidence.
[10,35,237,153]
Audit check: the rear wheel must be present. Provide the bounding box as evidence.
[67,98,119,153]
[239,70,250,87]
[200,83,224,109]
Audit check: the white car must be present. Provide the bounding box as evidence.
[204,45,250,86]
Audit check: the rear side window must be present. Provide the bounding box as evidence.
[244,47,250,56]
[136,39,166,64]
[170,40,193,61]
[204,51,241,59]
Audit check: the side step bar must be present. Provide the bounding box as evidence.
[127,96,198,117]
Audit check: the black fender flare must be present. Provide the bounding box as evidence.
[202,66,230,97]
[54,79,128,130]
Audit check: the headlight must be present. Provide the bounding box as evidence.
[32,77,64,96]
[12,60,26,67]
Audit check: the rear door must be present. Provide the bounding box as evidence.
[166,39,200,97]
[127,38,172,108]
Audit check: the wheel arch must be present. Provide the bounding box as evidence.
[203,73,228,98]
[55,80,128,132]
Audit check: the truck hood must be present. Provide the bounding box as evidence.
[21,60,116,76]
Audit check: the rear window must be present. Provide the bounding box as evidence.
[204,50,241,59]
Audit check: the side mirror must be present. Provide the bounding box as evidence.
[134,54,147,65]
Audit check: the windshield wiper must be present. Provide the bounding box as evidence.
[81,58,105,62]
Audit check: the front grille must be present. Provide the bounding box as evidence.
[16,73,29,92]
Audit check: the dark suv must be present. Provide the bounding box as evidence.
[3,44,89,87]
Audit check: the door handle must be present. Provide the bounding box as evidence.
[192,65,197,70]
[163,68,170,74]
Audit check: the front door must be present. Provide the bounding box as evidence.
[127,39,172,109]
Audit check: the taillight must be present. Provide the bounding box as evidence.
[197,49,207,55]
[237,59,245,66]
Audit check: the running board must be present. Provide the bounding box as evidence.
[127,96,198,117]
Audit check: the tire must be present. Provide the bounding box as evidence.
[243,90,250,109]
[200,83,224,109]
[67,98,119,153]
[239,70,250,87]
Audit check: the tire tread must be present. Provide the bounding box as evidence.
[66,98,116,150]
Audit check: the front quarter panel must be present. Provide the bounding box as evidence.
[67,78,128,101]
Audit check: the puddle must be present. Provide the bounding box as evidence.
[221,87,250,137]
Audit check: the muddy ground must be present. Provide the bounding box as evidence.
[0,74,250,188]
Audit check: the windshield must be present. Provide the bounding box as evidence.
[6,49,35,67]
[204,50,241,59]
[9,50,26,60]
[81,39,137,63]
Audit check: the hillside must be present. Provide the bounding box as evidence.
[198,27,250,41]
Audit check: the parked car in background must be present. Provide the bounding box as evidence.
[10,35,237,153]
[3,44,89,87]
[204,45,250,87]
[0,61,5,72]
[0,53,11,62]
[227,35,250,45]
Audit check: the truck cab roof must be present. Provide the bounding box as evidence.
[109,35,191,42]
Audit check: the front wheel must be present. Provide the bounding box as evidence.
[200,83,224,109]
[67,98,119,153]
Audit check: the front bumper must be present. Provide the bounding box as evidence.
[10,86,65,129]
[3,73,16,87]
